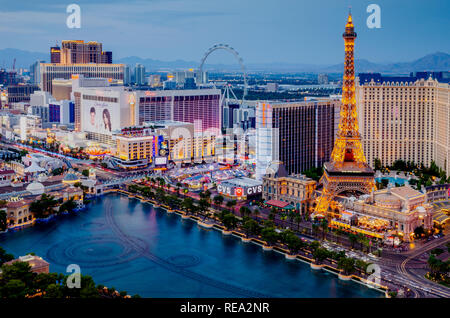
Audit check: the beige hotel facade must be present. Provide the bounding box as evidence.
[356,73,450,176]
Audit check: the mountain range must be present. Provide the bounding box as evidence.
[1,48,448,74]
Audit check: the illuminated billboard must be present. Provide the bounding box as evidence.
[81,98,121,136]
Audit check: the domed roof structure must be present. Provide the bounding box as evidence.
[374,193,402,209]
[26,181,45,195]
[62,172,80,185]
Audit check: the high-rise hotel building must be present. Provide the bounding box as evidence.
[58,40,112,64]
[39,40,123,94]
[356,72,450,175]
[137,89,221,132]
[256,98,340,180]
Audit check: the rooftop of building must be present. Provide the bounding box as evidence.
[389,186,424,200]
[4,254,49,270]
[358,71,450,85]
[261,97,340,108]
[220,177,262,187]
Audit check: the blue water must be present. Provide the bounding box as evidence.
[0,194,382,298]
[376,177,408,185]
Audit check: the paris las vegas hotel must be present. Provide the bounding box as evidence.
[356,71,450,175]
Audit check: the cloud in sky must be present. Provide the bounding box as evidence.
[0,0,449,65]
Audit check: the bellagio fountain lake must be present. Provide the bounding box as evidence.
[0,193,383,298]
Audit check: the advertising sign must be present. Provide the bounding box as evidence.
[82,99,120,136]
[217,184,262,197]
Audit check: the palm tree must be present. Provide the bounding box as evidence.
[0,210,7,232]
[175,182,182,196]
[182,197,194,215]
[312,247,330,265]
[242,218,260,238]
[204,190,212,203]
[348,233,358,249]
[226,200,236,214]
[222,213,238,230]
[335,228,343,244]
[239,206,251,219]
[198,199,211,220]
[312,223,320,238]
[294,214,302,232]
[338,257,356,275]
[356,233,366,251]
[261,227,279,247]
[252,208,260,220]
[213,195,224,207]
[320,219,328,241]
[158,178,166,189]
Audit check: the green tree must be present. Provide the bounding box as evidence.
[241,219,260,238]
[182,197,195,215]
[261,227,279,246]
[0,279,27,298]
[0,210,7,232]
[239,206,251,218]
[58,198,77,214]
[81,169,89,177]
[29,194,58,219]
[338,257,356,275]
[282,231,304,255]
[222,213,238,230]
[0,247,14,266]
[312,247,330,265]
[373,158,382,171]
[348,233,358,249]
[213,195,224,206]
[320,219,328,241]
[226,200,237,213]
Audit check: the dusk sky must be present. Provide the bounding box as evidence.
[0,0,448,65]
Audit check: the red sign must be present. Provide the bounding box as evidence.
[235,187,243,197]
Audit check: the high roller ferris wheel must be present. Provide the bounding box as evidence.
[199,44,248,105]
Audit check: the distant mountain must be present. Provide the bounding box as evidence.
[0,48,47,69]
[321,52,450,74]
[1,48,448,74]
[119,52,450,74]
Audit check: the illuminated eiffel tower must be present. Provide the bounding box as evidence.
[313,12,375,218]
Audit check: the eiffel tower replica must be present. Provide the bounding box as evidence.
[313,12,375,218]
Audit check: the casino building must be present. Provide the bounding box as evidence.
[334,185,434,242]
[262,161,316,213]
[356,72,450,176]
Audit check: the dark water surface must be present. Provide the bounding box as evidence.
[0,194,382,298]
